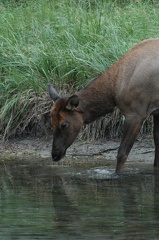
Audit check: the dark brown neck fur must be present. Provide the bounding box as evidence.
[76,70,116,124]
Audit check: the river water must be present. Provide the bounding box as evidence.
[0,158,159,240]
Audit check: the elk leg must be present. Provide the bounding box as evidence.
[116,116,143,173]
[153,114,159,167]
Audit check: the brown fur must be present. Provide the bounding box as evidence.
[49,38,159,172]
[51,98,67,129]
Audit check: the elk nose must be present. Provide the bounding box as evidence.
[51,149,66,161]
[52,154,59,162]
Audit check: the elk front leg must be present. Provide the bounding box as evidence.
[153,114,159,167]
[116,116,144,173]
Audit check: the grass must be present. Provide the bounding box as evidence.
[0,0,159,139]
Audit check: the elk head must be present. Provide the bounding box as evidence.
[48,84,84,161]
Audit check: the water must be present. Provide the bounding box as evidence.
[0,158,159,240]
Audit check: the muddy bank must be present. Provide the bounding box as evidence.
[0,135,155,166]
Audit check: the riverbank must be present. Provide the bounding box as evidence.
[0,135,155,167]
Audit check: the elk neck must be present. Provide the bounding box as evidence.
[76,67,117,124]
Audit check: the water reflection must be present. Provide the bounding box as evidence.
[52,166,159,240]
[0,159,159,239]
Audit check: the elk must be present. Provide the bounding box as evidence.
[49,38,159,173]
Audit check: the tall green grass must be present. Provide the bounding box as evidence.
[0,0,159,138]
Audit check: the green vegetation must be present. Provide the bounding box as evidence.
[0,0,159,139]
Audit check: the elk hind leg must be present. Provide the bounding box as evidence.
[153,114,159,167]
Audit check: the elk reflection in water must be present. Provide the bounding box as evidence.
[0,159,159,239]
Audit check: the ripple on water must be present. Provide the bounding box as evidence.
[75,166,142,180]
[75,167,118,180]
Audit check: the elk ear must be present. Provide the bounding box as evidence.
[65,95,79,110]
[48,84,61,102]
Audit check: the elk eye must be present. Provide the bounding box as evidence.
[61,122,67,130]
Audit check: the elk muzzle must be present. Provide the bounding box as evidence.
[51,147,66,162]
